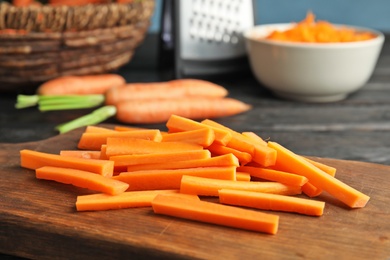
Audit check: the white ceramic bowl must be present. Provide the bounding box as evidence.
[244,24,385,102]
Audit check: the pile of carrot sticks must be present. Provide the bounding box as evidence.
[20,115,370,235]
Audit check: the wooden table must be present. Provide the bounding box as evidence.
[1,35,390,259]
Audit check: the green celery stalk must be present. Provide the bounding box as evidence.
[15,95,40,109]
[15,94,105,111]
[55,105,117,134]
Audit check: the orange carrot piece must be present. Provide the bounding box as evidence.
[115,97,251,124]
[104,79,229,105]
[241,131,267,145]
[99,145,108,159]
[36,166,128,195]
[268,141,370,208]
[114,125,148,131]
[84,125,116,133]
[126,154,239,172]
[238,166,308,187]
[236,172,251,182]
[202,119,255,155]
[49,0,107,6]
[105,137,204,157]
[179,175,302,197]
[301,182,323,198]
[37,74,125,95]
[77,129,163,150]
[304,157,337,177]
[60,150,101,159]
[113,166,237,191]
[109,150,211,167]
[207,142,252,165]
[161,128,215,147]
[152,194,279,235]
[266,11,375,43]
[166,115,232,145]
[269,156,336,197]
[12,0,35,7]
[20,149,114,177]
[201,119,277,166]
[165,192,201,201]
[218,189,325,216]
[251,143,277,167]
[76,189,181,211]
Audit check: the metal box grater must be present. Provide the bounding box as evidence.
[160,0,255,78]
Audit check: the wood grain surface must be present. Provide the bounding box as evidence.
[0,126,389,260]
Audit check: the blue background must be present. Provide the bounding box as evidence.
[149,0,390,33]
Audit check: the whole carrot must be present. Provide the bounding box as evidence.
[48,0,107,6]
[12,0,36,6]
[105,79,229,105]
[37,74,126,95]
[115,97,252,124]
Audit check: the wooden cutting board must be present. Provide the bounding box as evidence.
[1,126,389,260]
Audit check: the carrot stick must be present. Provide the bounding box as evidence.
[269,154,336,197]
[37,74,125,95]
[236,172,251,182]
[112,166,237,191]
[20,149,114,177]
[207,143,252,165]
[179,175,302,197]
[244,133,333,173]
[251,143,277,167]
[99,145,108,160]
[77,129,163,150]
[268,141,370,208]
[238,166,309,187]
[202,119,277,166]
[301,182,323,198]
[271,157,336,178]
[114,125,148,131]
[109,150,211,168]
[304,157,337,177]
[84,125,116,133]
[161,128,215,147]
[151,194,279,235]
[105,137,204,157]
[76,189,181,211]
[302,158,335,197]
[268,153,337,197]
[201,119,255,154]
[166,114,232,146]
[36,166,128,195]
[241,131,267,145]
[104,79,229,105]
[218,189,326,216]
[60,150,101,160]
[126,154,239,172]
[115,97,251,124]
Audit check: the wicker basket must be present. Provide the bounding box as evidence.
[0,1,155,92]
